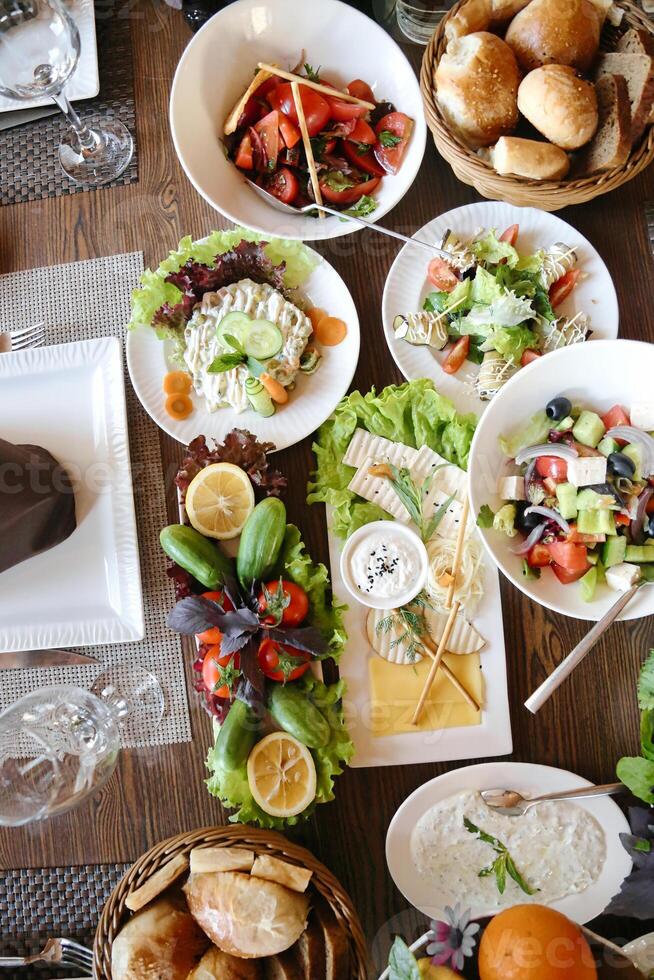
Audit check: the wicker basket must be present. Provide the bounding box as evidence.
[93,826,370,980]
[420,0,654,210]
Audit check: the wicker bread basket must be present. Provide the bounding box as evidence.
[420,0,654,210]
[93,825,369,979]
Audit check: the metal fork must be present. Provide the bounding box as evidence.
[0,322,46,353]
[0,937,94,970]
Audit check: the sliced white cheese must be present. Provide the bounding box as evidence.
[567,455,607,488]
[347,454,411,522]
[421,606,486,655]
[606,562,641,592]
[498,476,526,501]
[420,488,472,540]
[343,428,418,470]
[411,445,467,501]
[366,607,423,664]
[630,402,654,432]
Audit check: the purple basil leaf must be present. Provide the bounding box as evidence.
[222,572,244,611]
[604,868,654,918]
[267,625,328,657]
[220,631,256,656]
[167,596,224,634]
[628,806,654,841]
[219,608,259,638]
[238,637,265,705]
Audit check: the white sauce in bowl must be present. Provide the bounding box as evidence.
[411,789,606,915]
[340,521,429,609]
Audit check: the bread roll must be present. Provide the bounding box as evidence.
[111,898,208,980]
[187,946,263,980]
[444,0,531,44]
[489,136,570,179]
[518,65,598,149]
[436,32,520,148]
[505,0,600,72]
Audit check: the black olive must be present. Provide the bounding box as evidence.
[516,502,542,532]
[607,452,636,479]
[546,396,572,421]
[648,515,654,539]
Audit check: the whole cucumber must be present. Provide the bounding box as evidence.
[213,698,259,771]
[236,497,287,588]
[268,683,330,749]
[160,524,234,590]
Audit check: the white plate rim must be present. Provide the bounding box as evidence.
[385,760,631,924]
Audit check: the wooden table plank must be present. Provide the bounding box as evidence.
[1,0,653,960]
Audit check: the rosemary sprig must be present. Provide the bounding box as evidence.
[370,462,455,542]
[464,817,538,897]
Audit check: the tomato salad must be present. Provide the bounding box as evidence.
[225,64,413,215]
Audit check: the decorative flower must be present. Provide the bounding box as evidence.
[425,904,480,972]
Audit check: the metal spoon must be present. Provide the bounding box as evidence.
[481,782,624,817]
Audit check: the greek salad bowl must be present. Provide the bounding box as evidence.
[468,340,654,621]
[169,0,426,241]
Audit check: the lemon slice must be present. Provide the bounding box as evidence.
[246,732,317,818]
[185,462,254,540]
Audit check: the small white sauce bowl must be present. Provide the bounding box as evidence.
[339,520,429,610]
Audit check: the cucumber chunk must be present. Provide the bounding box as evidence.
[572,410,606,449]
[243,319,284,360]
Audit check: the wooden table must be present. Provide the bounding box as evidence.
[1,2,654,971]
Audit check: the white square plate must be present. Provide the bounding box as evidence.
[0,337,144,652]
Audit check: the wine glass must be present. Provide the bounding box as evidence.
[0,0,133,186]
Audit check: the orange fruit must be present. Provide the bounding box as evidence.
[478,905,597,980]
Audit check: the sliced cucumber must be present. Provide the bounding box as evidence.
[245,376,275,417]
[216,311,251,351]
[243,319,283,360]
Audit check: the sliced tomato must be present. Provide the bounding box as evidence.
[528,543,552,568]
[535,455,568,482]
[616,512,632,525]
[318,173,380,206]
[521,349,541,367]
[442,336,470,375]
[548,541,588,573]
[278,111,301,148]
[374,111,413,174]
[346,78,376,103]
[341,139,387,176]
[552,562,590,585]
[257,580,309,627]
[264,166,299,205]
[348,118,376,145]
[268,83,331,137]
[254,110,281,170]
[257,638,311,683]
[234,132,254,170]
[323,137,337,156]
[196,590,234,645]
[202,648,240,700]
[326,96,369,121]
[427,257,460,292]
[566,526,606,543]
[257,76,280,101]
[601,404,630,430]
[549,269,581,308]
[499,223,519,246]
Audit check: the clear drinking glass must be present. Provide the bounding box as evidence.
[0,0,133,185]
[395,0,455,44]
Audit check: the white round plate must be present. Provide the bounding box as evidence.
[468,339,654,621]
[386,762,631,924]
[169,0,426,241]
[382,202,619,417]
[126,245,360,449]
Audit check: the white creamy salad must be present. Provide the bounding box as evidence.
[411,789,606,914]
[184,278,312,413]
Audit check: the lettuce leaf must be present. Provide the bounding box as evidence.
[459,291,536,333]
[471,229,519,268]
[307,380,477,539]
[499,410,550,458]
[490,325,540,364]
[616,756,654,805]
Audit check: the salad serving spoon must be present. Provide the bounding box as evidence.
[481,782,624,817]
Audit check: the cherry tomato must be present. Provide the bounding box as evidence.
[278,111,301,148]
[268,83,331,137]
[341,139,387,176]
[196,590,234,645]
[265,166,300,205]
[548,541,588,573]
[346,78,376,103]
[318,174,380,206]
[257,638,311,683]
[442,335,470,374]
[566,526,607,543]
[348,118,376,145]
[551,562,590,585]
[616,512,632,525]
[535,455,568,482]
[373,111,413,175]
[528,543,552,568]
[326,96,369,121]
[202,648,240,699]
[234,132,253,170]
[258,580,309,626]
[499,223,519,246]
[427,257,459,292]
[521,349,541,367]
[254,110,281,170]
[601,404,630,430]
[549,269,581,308]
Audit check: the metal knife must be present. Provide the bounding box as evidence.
[0,649,98,670]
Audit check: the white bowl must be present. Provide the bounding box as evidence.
[169,0,426,241]
[468,339,654,621]
[339,520,429,610]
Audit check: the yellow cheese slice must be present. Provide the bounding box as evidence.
[368,654,483,737]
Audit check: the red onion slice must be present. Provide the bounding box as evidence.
[606,427,654,476]
[515,443,579,466]
[524,505,571,534]
[633,487,653,545]
[511,523,546,555]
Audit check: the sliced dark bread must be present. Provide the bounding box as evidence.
[617,27,654,121]
[594,51,654,143]
[312,894,350,980]
[579,73,631,173]
[264,947,304,980]
[297,916,326,980]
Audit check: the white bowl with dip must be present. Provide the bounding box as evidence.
[339,520,429,610]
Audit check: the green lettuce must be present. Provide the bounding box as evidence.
[617,650,654,803]
[490,325,540,364]
[616,756,654,805]
[471,229,519,268]
[499,410,550,457]
[493,503,517,537]
[307,380,477,539]
[206,674,353,828]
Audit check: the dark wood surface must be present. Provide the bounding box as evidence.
[1,2,654,972]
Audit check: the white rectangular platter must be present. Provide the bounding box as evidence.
[0,337,144,652]
[327,505,513,768]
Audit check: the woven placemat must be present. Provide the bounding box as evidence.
[0,4,138,206]
[0,252,191,748]
[0,862,129,979]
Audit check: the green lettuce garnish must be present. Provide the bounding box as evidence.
[307,380,477,539]
[493,503,517,538]
[471,229,519,268]
[499,410,551,458]
[617,650,654,803]
[490,325,540,364]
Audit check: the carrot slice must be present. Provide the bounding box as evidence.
[165,392,193,420]
[314,316,347,346]
[163,370,192,394]
[260,373,289,404]
[308,307,327,331]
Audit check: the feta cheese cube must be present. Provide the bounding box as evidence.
[566,455,607,488]
[605,562,641,592]
[630,402,654,432]
[497,476,525,501]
